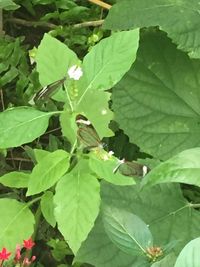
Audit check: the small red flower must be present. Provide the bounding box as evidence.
[23,238,35,250]
[0,247,11,260]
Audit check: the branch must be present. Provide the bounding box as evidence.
[88,0,112,10]
[6,18,104,29]
[6,17,56,29]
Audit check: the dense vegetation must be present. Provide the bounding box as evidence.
[0,0,200,266]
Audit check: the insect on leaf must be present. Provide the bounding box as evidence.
[33,77,66,103]
[76,114,103,149]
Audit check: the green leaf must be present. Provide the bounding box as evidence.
[79,29,139,93]
[77,90,113,138]
[174,237,200,267]
[74,30,139,138]
[34,149,51,162]
[59,110,77,145]
[102,206,153,255]
[41,191,56,227]
[142,148,200,188]
[89,152,136,186]
[0,0,19,10]
[76,183,200,267]
[48,239,69,261]
[0,171,29,188]
[104,0,200,58]
[36,33,78,90]
[0,107,57,149]
[75,216,150,267]
[102,183,200,253]
[27,150,69,196]
[112,31,200,160]
[0,199,35,251]
[151,254,176,267]
[0,66,18,86]
[54,161,100,254]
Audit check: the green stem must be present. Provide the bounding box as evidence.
[70,140,77,156]
[27,197,41,208]
[188,203,200,208]
[64,84,74,112]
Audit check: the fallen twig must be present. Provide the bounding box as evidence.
[88,0,111,10]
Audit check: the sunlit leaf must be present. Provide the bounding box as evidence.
[27,150,69,196]
[54,160,100,254]
[0,107,58,149]
[0,171,29,188]
[0,199,35,252]
[142,148,200,188]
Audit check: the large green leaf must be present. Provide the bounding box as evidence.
[0,171,29,188]
[0,107,57,149]
[76,183,200,267]
[0,199,35,251]
[75,29,139,138]
[174,238,200,267]
[102,206,153,255]
[142,148,200,187]
[0,0,19,10]
[78,29,139,94]
[36,33,78,86]
[75,216,150,267]
[27,150,69,196]
[54,161,100,254]
[101,183,200,253]
[104,0,200,58]
[112,31,200,160]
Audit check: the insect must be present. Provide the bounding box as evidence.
[113,159,150,178]
[76,114,104,149]
[33,77,67,103]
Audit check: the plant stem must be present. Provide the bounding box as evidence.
[189,203,200,208]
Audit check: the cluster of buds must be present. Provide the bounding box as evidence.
[0,238,36,267]
[146,246,163,262]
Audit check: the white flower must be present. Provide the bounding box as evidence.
[68,65,83,80]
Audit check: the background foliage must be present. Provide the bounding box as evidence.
[0,0,200,267]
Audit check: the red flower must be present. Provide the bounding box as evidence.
[0,247,11,260]
[23,238,35,250]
